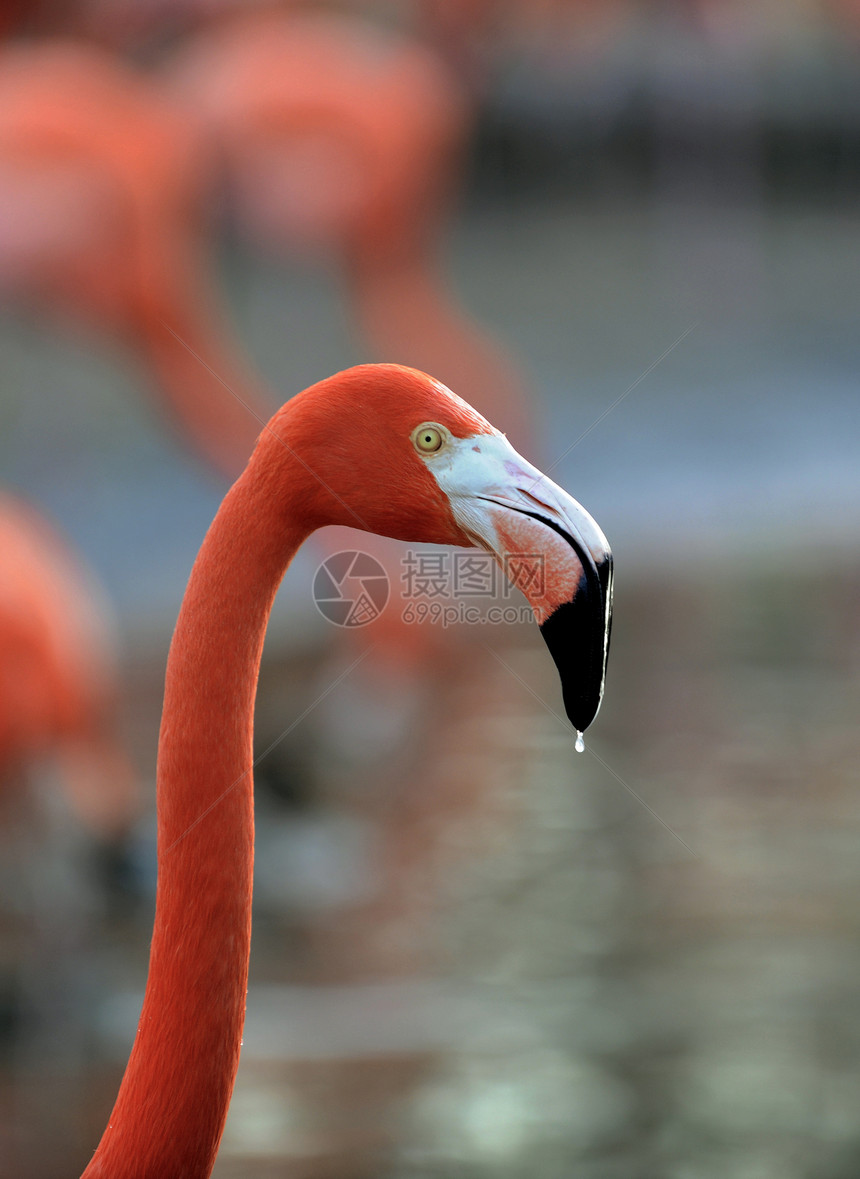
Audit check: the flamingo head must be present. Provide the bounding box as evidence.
[267,364,613,733]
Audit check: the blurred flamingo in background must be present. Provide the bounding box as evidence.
[0,474,129,1156]
[0,494,135,837]
[0,495,139,1156]
[0,39,271,482]
[168,8,531,449]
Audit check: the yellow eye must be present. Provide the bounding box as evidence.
[413,424,445,454]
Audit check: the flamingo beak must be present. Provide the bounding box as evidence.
[437,435,613,734]
[477,482,613,735]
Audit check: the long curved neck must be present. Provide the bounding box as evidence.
[83,456,308,1178]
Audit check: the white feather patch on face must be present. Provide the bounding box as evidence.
[417,432,610,568]
[414,432,512,542]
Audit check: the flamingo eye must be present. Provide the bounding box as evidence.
[413,424,446,454]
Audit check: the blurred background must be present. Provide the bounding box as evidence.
[0,2,859,1177]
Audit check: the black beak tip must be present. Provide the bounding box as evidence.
[538,563,612,737]
[562,680,602,734]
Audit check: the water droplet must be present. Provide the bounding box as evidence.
[575,731,585,753]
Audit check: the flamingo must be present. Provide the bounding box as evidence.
[0,40,270,482]
[0,494,135,837]
[0,496,138,1131]
[168,9,531,447]
[81,362,612,1176]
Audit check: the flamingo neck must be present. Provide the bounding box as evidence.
[82,460,308,1179]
